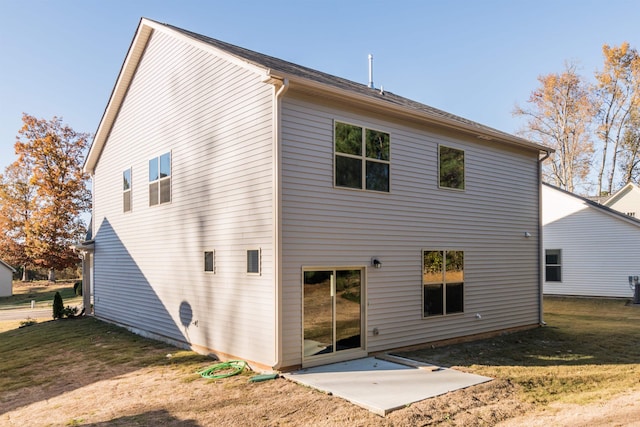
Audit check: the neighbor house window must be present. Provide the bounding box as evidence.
[149,152,171,206]
[204,251,215,273]
[423,250,464,317]
[123,168,132,212]
[439,145,465,190]
[335,121,390,192]
[247,249,261,274]
[545,249,562,282]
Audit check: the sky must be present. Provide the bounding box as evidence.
[1,0,640,173]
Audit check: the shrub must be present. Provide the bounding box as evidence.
[53,292,64,319]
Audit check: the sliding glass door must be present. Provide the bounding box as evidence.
[303,268,363,361]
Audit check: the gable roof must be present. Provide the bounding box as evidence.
[602,182,640,206]
[85,18,552,174]
[0,259,16,273]
[543,182,640,227]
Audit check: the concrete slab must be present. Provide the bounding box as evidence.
[283,356,492,416]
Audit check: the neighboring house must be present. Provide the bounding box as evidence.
[83,18,551,371]
[0,260,16,297]
[542,183,639,298]
[601,182,640,218]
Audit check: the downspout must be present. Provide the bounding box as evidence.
[271,77,289,370]
[537,149,551,326]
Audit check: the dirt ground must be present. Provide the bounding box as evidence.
[2,360,639,426]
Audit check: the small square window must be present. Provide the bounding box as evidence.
[204,251,215,273]
[247,249,260,274]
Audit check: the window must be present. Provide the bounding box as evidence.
[247,249,260,274]
[123,168,132,212]
[335,121,390,192]
[423,250,464,317]
[545,249,562,282]
[439,145,465,190]
[204,251,215,273]
[149,152,171,206]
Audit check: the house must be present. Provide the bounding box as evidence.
[0,259,16,297]
[542,183,639,298]
[83,18,551,371]
[601,182,640,218]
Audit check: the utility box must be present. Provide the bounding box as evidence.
[629,276,640,304]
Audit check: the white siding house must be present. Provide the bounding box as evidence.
[542,183,640,298]
[602,182,640,218]
[84,18,551,371]
[0,260,16,297]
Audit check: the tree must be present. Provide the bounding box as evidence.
[593,42,640,195]
[0,114,91,281]
[514,63,594,193]
[0,160,36,280]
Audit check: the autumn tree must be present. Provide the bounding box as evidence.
[514,63,594,193]
[0,114,91,281]
[593,42,640,195]
[0,160,36,280]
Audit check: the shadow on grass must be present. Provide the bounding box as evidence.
[0,317,212,415]
[400,302,640,369]
[78,409,200,426]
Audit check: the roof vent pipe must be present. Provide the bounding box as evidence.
[368,54,374,89]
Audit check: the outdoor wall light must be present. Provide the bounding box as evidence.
[524,232,532,238]
[372,258,382,269]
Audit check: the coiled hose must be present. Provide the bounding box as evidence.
[198,360,247,379]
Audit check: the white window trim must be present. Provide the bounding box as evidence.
[545,249,562,283]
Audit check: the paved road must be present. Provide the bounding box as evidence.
[0,307,53,321]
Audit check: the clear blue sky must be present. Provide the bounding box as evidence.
[1,0,640,172]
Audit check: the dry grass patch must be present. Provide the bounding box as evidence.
[1,297,640,426]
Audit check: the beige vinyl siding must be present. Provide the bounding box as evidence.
[92,30,276,365]
[543,185,639,298]
[604,186,640,217]
[280,94,540,366]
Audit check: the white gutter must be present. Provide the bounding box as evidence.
[269,77,289,370]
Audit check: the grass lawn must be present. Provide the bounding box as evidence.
[402,296,640,406]
[0,280,82,309]
[1,296,639,426]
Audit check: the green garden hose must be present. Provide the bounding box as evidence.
[198,360,247,379]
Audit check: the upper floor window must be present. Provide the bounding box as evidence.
[545,249,562,282]
[335,121,390,192]
[123,168,132,213]
[423,250,464,317]
[149,152,171,206]
[439,145,465,190]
